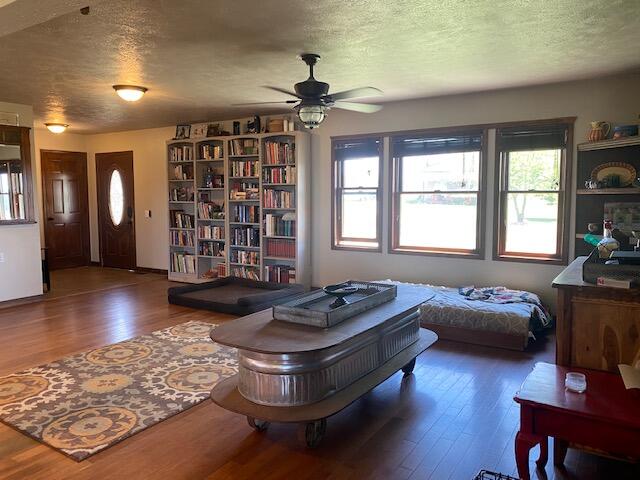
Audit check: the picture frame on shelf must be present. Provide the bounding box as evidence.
[175,124,191,140]
[191,123,207,138]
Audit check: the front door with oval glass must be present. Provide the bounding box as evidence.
[96,152,136,270]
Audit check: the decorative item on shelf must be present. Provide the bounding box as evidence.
[612,124,638,139]
[590,162,636,187]
[604,202,640,235]
[233,121,240,135]
[206,123,221,137]
[267,118,285,133]
[246,115,261,134]
[175,124,191,140]
[191,123,207,138]
[587,222,599,233]
[587,121,611,142]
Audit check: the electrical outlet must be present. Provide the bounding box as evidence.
[145,210,152,218]
[0,252,4,263]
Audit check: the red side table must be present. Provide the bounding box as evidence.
[514,362,640,480]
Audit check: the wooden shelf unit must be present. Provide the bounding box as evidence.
[574,137,640,257]
[167,129,310,286]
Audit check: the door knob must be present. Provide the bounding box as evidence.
[47,217,54,221]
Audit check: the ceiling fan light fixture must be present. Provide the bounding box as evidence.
[113,85,148,102]
[44,123,68,134]
[297,104,326,129]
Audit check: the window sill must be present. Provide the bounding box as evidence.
[493,253,566,266]
[0,220,37,226]
[332,243,381,253]
[390,247,483,260]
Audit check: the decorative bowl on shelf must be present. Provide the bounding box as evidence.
[590,162,636,187]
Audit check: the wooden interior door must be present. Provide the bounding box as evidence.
[41,150,90,270]
[96,151,136,270]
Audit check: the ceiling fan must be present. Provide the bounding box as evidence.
[234,53,383,129]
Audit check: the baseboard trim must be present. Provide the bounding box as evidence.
[136,267,168,275]
[90,261,100,267]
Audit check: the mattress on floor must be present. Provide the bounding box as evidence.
[419,285,551,337]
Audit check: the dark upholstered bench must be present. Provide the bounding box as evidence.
[167,276,305,315]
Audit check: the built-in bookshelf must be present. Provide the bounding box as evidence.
[167,127,310,286]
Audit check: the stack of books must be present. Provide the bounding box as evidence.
[198,225,224,239]
[230,250,259,265]
[231,160,259,177]
[264,264,296,284]
[171,253,196,273]
[264,214,295,237]
[263,189,295,208]
[265,238,295,258]
[232,205,260,223]
[229,138,258,156]
[169,145,193,162]
[199,241,224,257]
[171,230,194,246]
[231,226,260,247]
[199,144,222,159]
[264,141,295,165]
[263,166,296,184]
[170,211,194,229]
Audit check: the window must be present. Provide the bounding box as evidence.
[109,169,124,226]
[0,126,33,224]
[390,130,485,256]
[495,123,572,263]
[332,137,382,250]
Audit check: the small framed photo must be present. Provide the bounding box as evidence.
[175,124,191,140]
[191,123,207,138]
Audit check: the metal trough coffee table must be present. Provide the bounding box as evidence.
[210,283,437,447]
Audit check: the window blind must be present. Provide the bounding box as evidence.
[334,138,380,161]
[392,131,483,157]
[497,124,568,151]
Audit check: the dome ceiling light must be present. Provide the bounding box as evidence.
[113,85,148,102]
[44,123,68,134]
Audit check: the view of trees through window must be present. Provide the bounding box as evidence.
[504,149,561,255]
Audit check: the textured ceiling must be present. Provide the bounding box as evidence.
[0,0,639,134]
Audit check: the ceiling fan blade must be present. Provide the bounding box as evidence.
[328,87,383,101]
[232,100,298,106]
[332,101,383,113]
[262,86,302,99]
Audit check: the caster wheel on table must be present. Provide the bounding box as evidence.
[304,419,327,448]
[401,358,416,376]
[247,416,270,432]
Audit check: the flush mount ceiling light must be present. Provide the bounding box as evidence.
[113,85,148,102]
[44,123,68,134]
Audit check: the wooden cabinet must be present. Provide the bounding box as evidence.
[553,256,640,372]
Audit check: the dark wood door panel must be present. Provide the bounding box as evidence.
[96,151,136,270]
[41,150,90,270]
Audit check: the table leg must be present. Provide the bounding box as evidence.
[554,438,568,467]
[515,431,542,480]
[537,436,548,468]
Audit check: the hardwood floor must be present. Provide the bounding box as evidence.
[0,275,638,479]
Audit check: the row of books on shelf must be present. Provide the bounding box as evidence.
[170,211,194,229]
[169,145,193,162]
[199,242,224,257]
[230,266,260,281]
[197,201,224,220]
[264,264,296,284]
[199,144,223,160]
[263,189,295,208]
[232,205,260,223]
[231,226,260,247]
[230,250,259,265]
[198,225,224,240]
[264,141,295,165]
[265,239,295,258]
[169,186,194,202]
[229,181,259,200]
[172,164,193,180]
[171,252,196,274]
[264,213,295,237]
[171,230,195,247]
[229,138,258,156]
[230,160,259,177]
[263,166,295,184]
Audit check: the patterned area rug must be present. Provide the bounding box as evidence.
[0,321,237,461]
